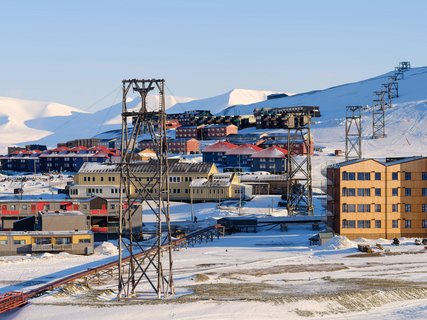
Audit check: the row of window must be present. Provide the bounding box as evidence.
[83,176,116,182]
[342,204,380,213]
[0,238,91,245]
[342,219,427,229]
[342,187,427,197]
[343,171,427,181]
[342,203,427,213]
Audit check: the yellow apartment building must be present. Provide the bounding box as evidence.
[327,156,427,239]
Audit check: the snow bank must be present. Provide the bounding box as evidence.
[323,236,356,250]
[94,242,118,256]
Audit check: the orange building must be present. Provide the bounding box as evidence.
[326,156,427,239]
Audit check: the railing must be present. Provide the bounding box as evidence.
[32,244,73,251]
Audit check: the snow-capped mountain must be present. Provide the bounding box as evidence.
[167,88,280,115]
[2,66,427,158]
[0,96,84,151]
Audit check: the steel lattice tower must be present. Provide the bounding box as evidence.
[345,106,362,161]
[372,90,387,139]
[118,79,174,299]
[286,114,313,216]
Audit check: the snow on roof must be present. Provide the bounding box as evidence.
[190,173,234,187]
[251,146,288,158]
[329,156,426,169]
[225,144,263,155]
[78,161,214,174]
[202,141,238,152]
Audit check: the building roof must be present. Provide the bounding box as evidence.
[78,161,215,174]
[0,230,92,236]
[40,211,85,216]
[202,141,238,153]
[190,173,235,187]
[251,146,288,158]
[225,144,263,155]
[329,156,425,169]
[203,124,237,129]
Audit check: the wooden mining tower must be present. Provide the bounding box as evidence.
[345,106,362,161]
[285,107,318,216]
[118,79,174,299]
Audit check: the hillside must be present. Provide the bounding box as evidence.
[2,66,427,157]
[0,96,85,151]
[167,88,279,114]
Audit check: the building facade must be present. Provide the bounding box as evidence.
[200,124,238,140]
[190,173,252,202]
[138,138,200,154]
[202,141,238,165]
[251,146,288,174]
[0,231,94,256]
[327,157,427,239]
[70,161,219,202]
[175,125,204,140]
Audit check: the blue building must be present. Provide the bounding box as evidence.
[251,146,288,174]
[0,153,41,173]
[224,144,263,168]
[202,141,238,166]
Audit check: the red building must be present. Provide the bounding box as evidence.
[201,124,238,140]
[138,139,200,154]
[175,125,204,139]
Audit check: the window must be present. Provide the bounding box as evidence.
[392,204,398,212]
[0,240,7,245]
[404,220,412,228]
[375,188,381,196]
[392,220,399,228]
[392,172,398,180]
[357,188,371,196]
[392,188,398,196]
[92,177,95,182]
[55,237,71,244]
[375,220,381,228]
[13,240,26,245]
[342,204,356,212]
[405,172,411,180]
[35,237,51,245]
[348,172,355,180]
[79,239,91,243]
[422,172,427,180]
[342,172,348,180]
[357,172,370,180]
[357,204,371,212]
[342,220,356,228]
[422,220,427,228]
[342,188,356,196]
[423,204,427,212]
[422,188,427,196]
[405,188,411,196]
[357,220,371,228]
[375,204,381,212]
[405,204,411,212]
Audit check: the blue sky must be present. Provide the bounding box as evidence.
[1,0,426,111]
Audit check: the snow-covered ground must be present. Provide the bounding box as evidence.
[2,224,426,320]
[0,174,72,200]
